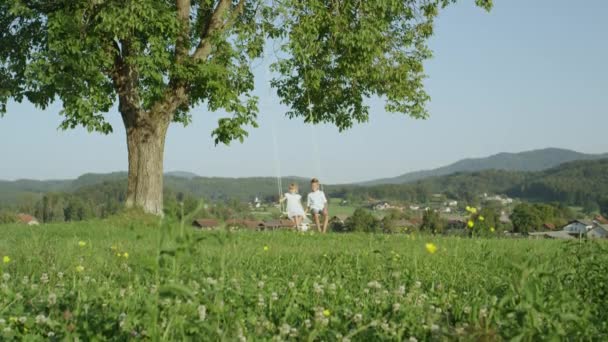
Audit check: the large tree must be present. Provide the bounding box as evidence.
[1,0,492,215]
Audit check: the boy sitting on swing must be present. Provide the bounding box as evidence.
[307,178,329,233]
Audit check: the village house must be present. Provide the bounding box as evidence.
[17,213,39,226]
[446,200,458,207]
[373,202,392,211]
[562,220,594,236]
[587,225,608,239]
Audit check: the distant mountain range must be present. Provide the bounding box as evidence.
[360,148,608,185]
[1,148,607,206]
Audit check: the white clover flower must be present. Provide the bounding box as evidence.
[3,327,11,333]
[257,281,265,289]
[0,318,5,325]
[2,273,9,281]
[396,285,406,296]
[415,281,422,288]
[35,314,47,325]
[431,324,439,332]
[271,292,278,301]
[15,293,23,300]
[304,319,311,329]
[409,337,418,342]
[57,272,64,279]
[353,313,363,323]
[198,305,207,321]
[279,323,291,335]
[393,303,401,312]
[313,283,324,295]
[463,306,471,314]
[479,307,488,318]
[18,316,27,324]
[21,277,29,285]
[363,288,370,295]
[367,281,382,290]
[288,282,295,289]
[206,277,218,286]
[40,273,49,284]
[48,293,57,305]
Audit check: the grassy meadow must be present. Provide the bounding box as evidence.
[0,215,607,341]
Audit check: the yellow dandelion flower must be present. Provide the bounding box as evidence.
[2,256,10,264]
[110,246,118,251]
[123,252,129,259]
[465,206,471,212]
[78,241,86,247]
[75,265,84,273]
[263,246,269,252]
[425,243,438,254]
[470,207,478,214]
[116,253,122,257]
[467,220,475,229]
[490,227,495,233]
[478,216,485,222]
[323,309,331,317]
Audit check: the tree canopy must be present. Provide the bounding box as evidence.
[1,0,492,214]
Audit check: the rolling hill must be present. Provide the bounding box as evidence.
[361,148,608,185]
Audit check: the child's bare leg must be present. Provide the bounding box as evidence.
[322,213,329,233]
[313,213,322,232]
[290,217,297,229]
[295,216,302,229]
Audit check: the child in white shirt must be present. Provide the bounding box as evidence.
[307,178,329,233]
[280,183,305,229]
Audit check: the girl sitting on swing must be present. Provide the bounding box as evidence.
[280,183,306,229]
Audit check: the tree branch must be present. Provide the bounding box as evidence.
[109,39,143,127]
[175,0,191,62]
[191,0,246,61]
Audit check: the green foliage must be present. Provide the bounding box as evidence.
[344,208,379,233]
[1,0,492,140]
[420,209,446,234]
[0,210,17,224]
[598,197,608,218]
[510,203,543,234]
[508,203,571,234]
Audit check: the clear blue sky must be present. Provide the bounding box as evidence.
[1,0,607,183]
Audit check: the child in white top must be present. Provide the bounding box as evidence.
[280,183,305,229]
[306,178,329,233]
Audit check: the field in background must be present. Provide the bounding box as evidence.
[0,216,607,340]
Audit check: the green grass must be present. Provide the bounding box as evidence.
[0,216,607,340]
[329,198,357,216]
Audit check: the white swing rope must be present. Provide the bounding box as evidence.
[263,30,285,214]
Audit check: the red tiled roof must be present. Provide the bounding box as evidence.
[595,215,608,224]
[192,219,219,228]
[17,213,38,224]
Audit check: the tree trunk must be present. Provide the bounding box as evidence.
[123,116,169,216]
